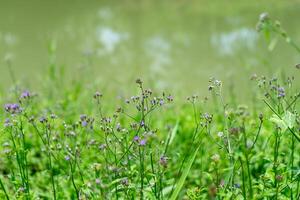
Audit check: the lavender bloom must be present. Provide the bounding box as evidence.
[203,113,213,123]
[4,118,12,127]
[20,90,31,99]
[133,136,140,142]
[81,120,88,127]
[167,95,174,102]
[159,155,168,168]
[116,123,121,131]
[80,114,87,121]
[139,139,146,146]
[277,87,285,98]
[140,121,145,127]
[4,103,22,114]
[65,155,71,161]
[159,99,164,106]
[39,116,48,124]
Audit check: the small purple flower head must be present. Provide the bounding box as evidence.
[159,155,168,168]
[39,116,48,124]
[81,120,88,127]
[277,87,285,98]
[80,114,87,121]
[4,118,12,127]
[167,95,174,102]
[116,123,121,131]
[139,139,146,146]
[20,90,31,99]
[203,113,213,124]
[4,103,22,114]
[140,120,145,127]
[65,155,71,161]
[133,136,140,142]
[159,99,164,106]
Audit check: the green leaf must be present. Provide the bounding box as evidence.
[282,111,296,129]
[268,37,278,51]
[270,114,287,131]
[169,144,200,200]
[169,120,179,145]
[269,111,295,131]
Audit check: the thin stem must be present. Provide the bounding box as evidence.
[0,176,10,200]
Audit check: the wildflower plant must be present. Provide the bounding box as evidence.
[0,14,299,200]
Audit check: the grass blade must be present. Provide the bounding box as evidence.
[169,143,200,200]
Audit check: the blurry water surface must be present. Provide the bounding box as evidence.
[0,0,299,98]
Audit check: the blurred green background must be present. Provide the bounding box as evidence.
[0,0,299,99]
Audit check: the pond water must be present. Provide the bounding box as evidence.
[0,0,299,98]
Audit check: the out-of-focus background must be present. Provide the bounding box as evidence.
[0,0,299,98]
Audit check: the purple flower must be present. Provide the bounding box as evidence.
[4,118,12,127]
[20,90,31,99]
[140,121,145,127]
[139,139,146,146]
[4,103,22,114]
[159,155,168,168]
[39,116,48,124]
[65,155,71,161]
[277,87,285,98]
[133,136,140,142]
[167,95,174,102]
[80,114,87,121]
[81,120,88,127]
[116,123,121,131]
[159,100,164,106]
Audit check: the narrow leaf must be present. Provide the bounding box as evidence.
[169,144,200,200]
